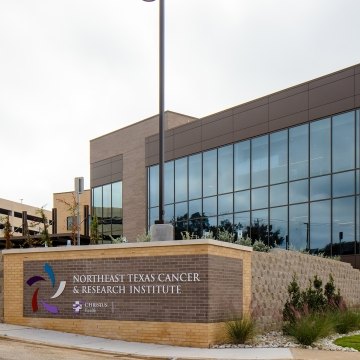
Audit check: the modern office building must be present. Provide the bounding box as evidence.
[90,64,360,259]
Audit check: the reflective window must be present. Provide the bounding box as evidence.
[310,118,330,177]
[175,201,188,221]
[234,141,250,191]
[189,199,202,219]
[218,145,233,194]
[270,183,287,207]
[332,111,355,172]
[203,149,217,197]
[357,171,360,194]
[252,186,268,210]
[333,171,355,198]
[203,196,217,217]
[164,161,174,204]
[251,135,269,187]
[175,158,188,202]
[93,186,102,219]
[164,204,174,223]
[112,182,122,236]
[270,130,288,184]
[310,176,331,201]
[175,221,188,240]
[189,154,202,200]
[218,193,233,215]
[289,179,308,204]
[234,212,250,239]
[310,200,331,253]
[234,190,250,212]
[357,110,360,168]
[251,209,268,244]
[102,184,112,237]
[149,165,159,207]
[357,196,360,246]
[289,124,308,180]
[270,206,288,248]
[332,197,355,255]
[188,215,203,239]
[218,214,234,232]
[202,216,218,237]
[289,203,308,250]
[149,207,158,228]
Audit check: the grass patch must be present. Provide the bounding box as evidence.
[225,317,256,344]
[334,335,360,350]
[283,313,333,346]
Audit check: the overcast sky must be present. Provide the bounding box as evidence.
[1,0,360,210]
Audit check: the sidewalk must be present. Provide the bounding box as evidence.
[0,323,360,360]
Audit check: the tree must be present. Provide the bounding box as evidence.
[90,214,100,244]
[35,207,51,247]
[1,215,13,249]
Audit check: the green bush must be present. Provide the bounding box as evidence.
[225,316,256,344]
[284,313,333,346]
[331,310,360,334]
[252,239,270,252]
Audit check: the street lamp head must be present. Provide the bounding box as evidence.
[143,0,156,2]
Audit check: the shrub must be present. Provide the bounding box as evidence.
[284,313,333,346]
[252,239,270,252]
[235,236,252,246]
[136,229,151,242]
[218,229,235,243]
[331,310,360,334]
[225,316,256,344]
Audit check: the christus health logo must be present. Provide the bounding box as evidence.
[26,263,66,314]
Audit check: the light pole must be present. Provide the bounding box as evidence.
[143,0,165,225]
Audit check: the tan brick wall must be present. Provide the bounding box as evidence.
[252,249,360,331]
[3,240,251,347]
[0,252,3,322]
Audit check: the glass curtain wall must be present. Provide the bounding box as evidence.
[147,109,360,256]
[91,181,123,242]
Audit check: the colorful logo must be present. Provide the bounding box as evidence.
[26,263,66,314]
[73,301,83,313]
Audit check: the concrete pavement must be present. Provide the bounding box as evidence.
[0,323,359,359]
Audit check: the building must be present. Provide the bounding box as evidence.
[90,64,360,261]
[53,190,91,240]
[0,198,52,247]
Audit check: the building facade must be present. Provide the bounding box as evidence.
[90,64,360,258]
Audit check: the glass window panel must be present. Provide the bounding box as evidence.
[234,141,250,191]
[112,182,122,235]
[149,207,158,227]
[189,154,202,200]
[310,176,331,201]
[270,206,288,248]
[202,216,218,237]
[175,158,188,202]
[310,200,331,254]
[310,118,331,176]
[218,193,233,215]
[234,212,250,240]
[175,201,188,221]
[252,186,268,210]
[357,196,360,247]
[92,186,102,218]
[164,161,174,204]
[188,216,203,239]
[203,196,217,217]
[218,214,234,232]
[164,204,174,224]
[218,145,233,194]
[234,190,250,212]
[270,130,288,184]
[289,203,308,250]
[289,124,309,180]
[251,209,269,244]
[357,171,360,194]
[251,135,269,187]
[189,199,202,219]
[333,171,355,198]
[149,165,159,207]
[103,184,112,222]
[270,183,288,207]
[332,111,355,172]
[332,197,355,256]
[289,179,308,204]
[203,149,217,197]
[175,221,188,240]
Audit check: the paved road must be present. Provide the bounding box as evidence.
[0,338,154,360]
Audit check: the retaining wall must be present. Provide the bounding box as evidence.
[252,249,360,331]
[0,252,3,322]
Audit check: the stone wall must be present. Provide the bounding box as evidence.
[0,252,3,322]
[252,249,360,331]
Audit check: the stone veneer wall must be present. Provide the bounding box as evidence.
[0,252,3,322]
[252,249,360,331]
